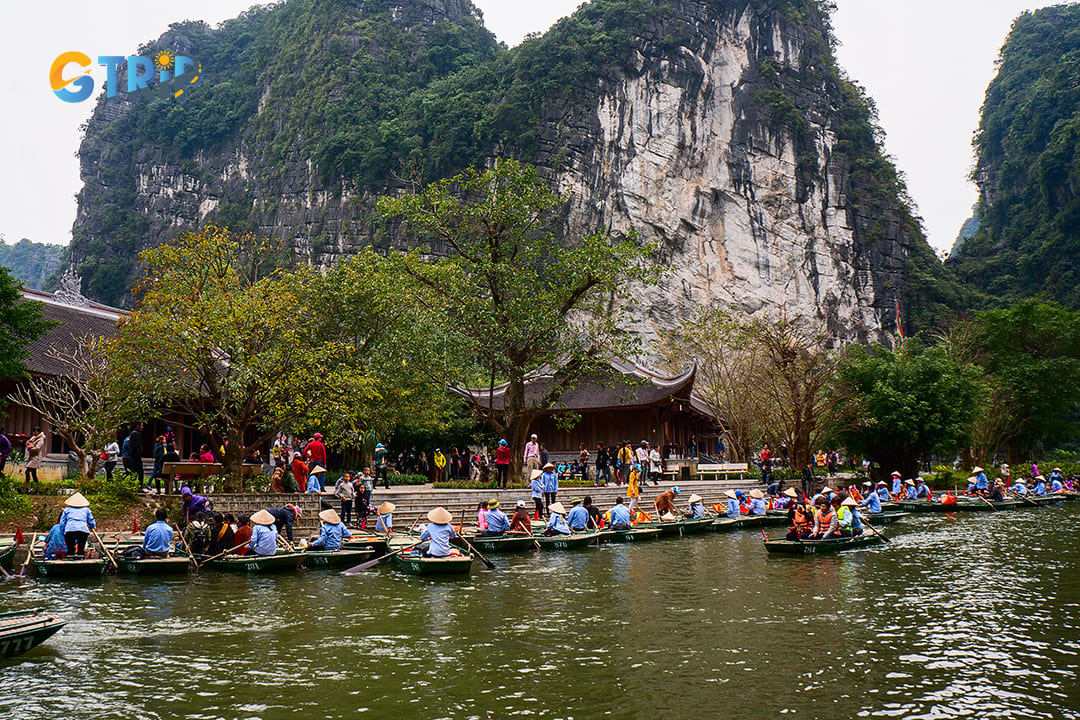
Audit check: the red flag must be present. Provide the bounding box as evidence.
[133,516,139,534]
[14,526,24,545]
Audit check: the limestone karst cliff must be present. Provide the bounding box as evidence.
[71,0,955,342]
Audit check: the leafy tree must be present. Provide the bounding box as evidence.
[377,159,662,482]
[970,298,1080,459]
[104,225,375,489]
[0,265,52,381]
[833,342,983,481]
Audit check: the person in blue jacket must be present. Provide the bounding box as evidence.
[748,489,768,515]
[530,468,545,521]
[904,480,918,500]
[542,502,571,536]
[247,510,279,556]
[915,477,931,499]
[541,462,559,517]
[43,512,67,559]
[142,508,175,557]
[860,486,882,514]
[59,492,95,556]
[566,499,590,531]
[875,480,891,503]
[309,508,351,551]
[973,466,989,493]
[481,499,511,536]
[608,497,632,530]
[419,507,458,557]
[1050,468,1065,493]
[724,490,741,518]
[1033,475,1048,496]
[890,471,903,497]
[1013,477,1029,496]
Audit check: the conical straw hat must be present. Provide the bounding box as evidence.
[548,502,566,515]
[251,509,275,525]
[749,489,765,499]
[427,507,452,524]
[318,509,340,524]
[688,494,702,503]
[64,492,90,508]
[378,502,396,514]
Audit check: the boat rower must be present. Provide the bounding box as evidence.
[904,480,918,500]
[1034,475,1047,496]
[972,466,989,494]
[309,509,351,551]
[747,489,767,515]
[543,502,571,536]
[248,510,279,557]
[860,486,882,514]
[566,498,590,531]
[376,502,395,533]
[305,465,326,493]
[59,492,95,557]
[653,487,681,518]
[890,471,902,498]
[1050,469,1065,493]
[810,486,833,507]
[419,507,458,557]
[723,490,741,518]
[268,504,303,542]
[43,513,67,560]
[608,497,632,530]
[143,508,174,557]
[914,477,931,500]
[989,481,1006,502]
[687,494,707,518]
[841,496,862,536]
[1013,478,1028,496]
[481,499,510,537]
[875,480,890,503]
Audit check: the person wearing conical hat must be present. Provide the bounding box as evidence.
[652,486,680,518]
[1013,476,1028,496]
[839,495,862,536]
[903,479,918,500]
[774,486,797,511]
[59,492,96,557]
[890,471,903,497]
[376,502,396,533]
[305,465,326,493]
[914,476,931,500]
[542,502,571,536]
[723,489,741,519]
[541,461,559,516]
[747,488,767,516]
[267,503,303,542]
[1033,475,1048,497]
[419,507,458,557]
[972,466,989,494]
[1049,468,1065,494]
[309,508,352,551]
[687,494,706,519]
[248,510,278,557]
[530,467,546,521]
[480,499,510,537]
[860,483,883,514]
[566,498,590,531]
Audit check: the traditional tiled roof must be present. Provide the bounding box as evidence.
[20,289,126,378]
[457,356,704,413]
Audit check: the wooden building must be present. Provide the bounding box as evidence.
[458,357,719,460]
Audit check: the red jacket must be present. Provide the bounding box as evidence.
[305,439,327,465]
[495,446,511,465]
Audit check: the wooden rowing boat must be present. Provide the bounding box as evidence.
[711,515,770,530]
[895,499,994,513]
[302,548,376,569]
[208,551,306,573]
[764,532,885,555]
[0,539,16,570]
[31,555,107,578]
[453,533,536,553]
[0,609,66,658]
[640,517,715,536]
[1030,494,1067,506]
[340,538,389,555]
[392,551,473,575]
[533,531,604,549]
[116,554,192,575]
[863,511,910,525]
[606,527,662,542]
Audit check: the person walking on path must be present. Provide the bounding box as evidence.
[374,442,390,489]
[25,426,45,484]
[495,440,511,489]
[523,434,541,483]
[305,433,327,471]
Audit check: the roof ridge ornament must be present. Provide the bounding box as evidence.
[53,267,90,308]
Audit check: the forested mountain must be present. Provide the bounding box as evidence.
[71,0,957,341]
[948,4,1080,306]
[0,239,66,290]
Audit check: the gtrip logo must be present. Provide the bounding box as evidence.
[50,50,203,104]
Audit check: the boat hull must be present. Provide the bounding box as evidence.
[392,553,473,575]
[0,540,16,570]
[209,552,305,573]
[117,556,192,575]
[31,557,107,578]
[764,533,885,555]
[0,609,66,658]
[454,534,536,553]
[533,532,604,549]
[302,549,376,568]
[606,528,662,543]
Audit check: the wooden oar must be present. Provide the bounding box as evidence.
[20,534,38,576]
[340,541,420,575]
[174,524,199,573]
[860,516,891,543]
[974,494,997,511]
[456,534,495,570]
[90,528,118,570]
[1010,490,1039,508]
[196,542,250,570]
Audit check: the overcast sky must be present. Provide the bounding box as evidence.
[0,0,1055,255]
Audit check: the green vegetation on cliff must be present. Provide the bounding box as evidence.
[949,4,1080,307]
[0,239,65,291]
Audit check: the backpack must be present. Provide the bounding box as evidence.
[187,524,210,554]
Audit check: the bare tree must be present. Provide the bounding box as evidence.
[6,333,115,479]
[660,308,764,462]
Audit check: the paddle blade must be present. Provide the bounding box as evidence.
[340,555,389,575]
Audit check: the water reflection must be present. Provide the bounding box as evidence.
[2,506,1079,719]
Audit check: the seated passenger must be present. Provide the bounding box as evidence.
[419,507,458,557]
[509,500,533,534]
[687,494,707,518]
[309,509,352,551]
[247,510,279,557]
[543,502,571,536]
[723,490,741,519]
[143,508,174,557]
[481,499,511,537]
[747,489,767,515]
[860,486,882,514]
[608,497,632,530]
[566,498,590,531]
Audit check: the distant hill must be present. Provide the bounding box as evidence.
[0,239,66,290]
[948,5,1080,305]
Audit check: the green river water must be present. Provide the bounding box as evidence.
[2,505,1079,720]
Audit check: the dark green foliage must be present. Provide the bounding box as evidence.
[833,342,983,480]
[950,5,1080,307]
[972,298,1080,457]
[0,240,65,290]
[0,267,53,381]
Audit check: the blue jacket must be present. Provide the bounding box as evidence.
[688,501,706,518]
[530,476,543,498]
[915,483,930,499]
[1014,482,1028,495]
[249,524,277,556]
[420,522,457,557]
[861,492,882,513]
[609,504,632,525]
[541,470,558,493]
[749,498,767,515]
[143,520,174,553]
[975,472,989,490]
[876,487,890,502]
[305,475,322,493]
[60,506,95,534]
[567,505,589,530]
[311,522,351,551]
[376,513,393,532]
[44,523,66,559]
[891,478,902,495]
[905,486,918,500]
[486,509,510,532]
[546,513,570,534]
[726,498,740,518]
[1051,478,1064,493]
[1034,481,1047,496]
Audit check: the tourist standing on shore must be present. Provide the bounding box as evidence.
[759,444,772,486]
[578,444,591,484]
[433,448,446,483]
[103,436,119,481]
[335,471,355,526]
[374,442,389,489]
[595,443,610,486]
[635,441,649,476]
[122,423,144,486]
[495,439,511,489]
[23,426,45,484]
[523,434,541,483]
[627,463,641,512]
[618,442,633,485]
[648,445,662,486]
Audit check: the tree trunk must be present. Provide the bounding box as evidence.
[221,438,246,492]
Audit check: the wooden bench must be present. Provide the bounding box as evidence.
[696,462,751,480]
[162,462,223,494]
